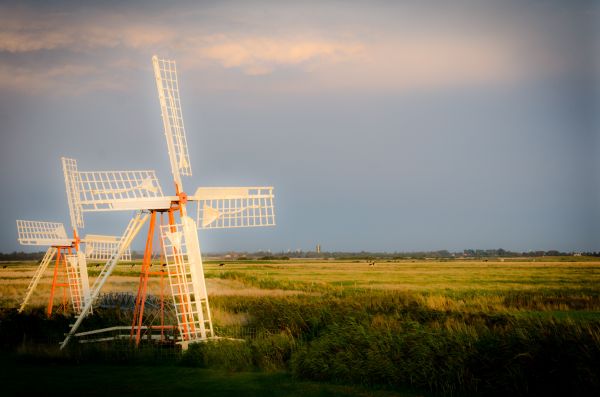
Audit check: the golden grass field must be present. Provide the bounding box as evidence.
[2,257,599,321]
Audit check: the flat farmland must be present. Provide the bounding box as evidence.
[204,258,600,291]
[1,258,599,396]
[2,258,600,314]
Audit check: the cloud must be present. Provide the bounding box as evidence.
[0,2,577,95]
[189,33,523,93]
[198,36,364,75]
[0,30,72,53]
[0,62,125,95]
[0,5,173,53]
[0,6,72,53]
[0,3,368,91]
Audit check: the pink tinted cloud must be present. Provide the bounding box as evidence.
[198,36,365,75]
[0,4,551,95]
[0,5,173,53]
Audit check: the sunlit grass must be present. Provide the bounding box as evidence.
[3,259,599,316]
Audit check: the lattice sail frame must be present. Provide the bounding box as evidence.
[65,252,91,314]
[160,216,213,342]
[16,220,72,246]
[153,56,192,187]
[62,157,84,229]
[77,169,166,210]
[62,157,169,212]
[84,234,132,261]
[193,187,275,229]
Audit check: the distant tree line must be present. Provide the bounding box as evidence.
[2,249,599,262]
[0,251,49,261]
[205,249,600,260]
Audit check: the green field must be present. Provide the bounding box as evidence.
[1,258,599,396]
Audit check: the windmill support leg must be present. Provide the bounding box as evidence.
[159,212,166,342]
[131,211,156,345]
[60,212,149,350]
[19,247,57,313]
[47,247,63,317]
[61,249,69,311]
[160,270,165,342]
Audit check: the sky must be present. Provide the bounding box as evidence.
[0,0,598,253]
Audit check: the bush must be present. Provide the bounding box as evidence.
[181,333,296,372]
[291,315,600,396]
[181,339,253,371]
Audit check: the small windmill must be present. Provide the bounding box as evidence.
[16,157,133,316]
[16,220,84,316]
[60,55,275,349]
[16,221,130,316]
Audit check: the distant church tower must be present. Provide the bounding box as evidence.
[316,244,321,254]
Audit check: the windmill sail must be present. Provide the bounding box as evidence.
[16,220,72,246]
[64,163,171,212]
[62,157,84,230]
[84,234,132,261]
[160,216,213,343]
[152,56,192,188]
[65,252,91,314]
[193,187,275,229]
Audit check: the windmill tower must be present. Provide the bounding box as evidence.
[60,55,275,349]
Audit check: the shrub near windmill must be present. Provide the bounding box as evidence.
[60,56,276,350]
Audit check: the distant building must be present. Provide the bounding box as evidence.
[316,244,321,254]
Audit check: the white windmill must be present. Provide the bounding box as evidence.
[16,160,132,316]
[16,220,86,316]
[60,55,275,349]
